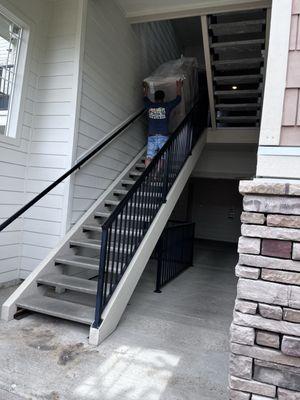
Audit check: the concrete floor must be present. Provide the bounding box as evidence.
[0,240,237,400]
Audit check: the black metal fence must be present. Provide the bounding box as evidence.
[94,103,203,328]
[154,222,195,293]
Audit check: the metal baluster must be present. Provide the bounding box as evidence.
[110,219,118,290]
[115,211,124,281]
[106,227,113,298]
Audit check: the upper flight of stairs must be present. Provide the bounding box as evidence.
[208,9,268,128]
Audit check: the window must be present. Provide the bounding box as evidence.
[0,12,22,137]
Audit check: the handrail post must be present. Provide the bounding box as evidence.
[154,235,163,293]
[93,228,108,328]
[190,223,195,266]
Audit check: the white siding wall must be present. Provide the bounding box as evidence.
[0,0,52,284]
[71,0,180,224]
[20,0,81,278]
[133,20,180,75]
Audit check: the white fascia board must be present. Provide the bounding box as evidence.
[127,0,272,24]
[258,146,300,156]
[207,128,259,144]
[257,153,300,179]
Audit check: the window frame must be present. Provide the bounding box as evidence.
[0,3,30,147]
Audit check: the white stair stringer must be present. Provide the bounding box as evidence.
[1,147,146,322]
[89,132,206,345]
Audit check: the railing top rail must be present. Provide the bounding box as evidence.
[0,108,145,232]
[102,102,199,230]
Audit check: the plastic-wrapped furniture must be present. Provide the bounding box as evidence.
[144,57,199,133]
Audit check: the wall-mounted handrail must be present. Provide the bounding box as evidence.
[0,108,145,232]
[94,101,204,328]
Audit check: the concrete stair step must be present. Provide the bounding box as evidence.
[213,57,263,70]
[17,295,95,325]
[95,211,152,222]
[113,189,129,196]
[209,19,265,35]
[55,255,100,271]
[135,163,146,169]
[214,74,262,84]
[83,224,102,233]
[70,239,132,254]
[129,170,143,177]
[55,255,123,274]
[121,179,136,186]
[104,199,120,207]
[70,239,101,251]
[37,273,97,295]
[83,224,136,236]
[214,89,261,97]
[215,103,260,110]
[211,38,264,48]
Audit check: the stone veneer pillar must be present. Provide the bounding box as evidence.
[229,180,300,400]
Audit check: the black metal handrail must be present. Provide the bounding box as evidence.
[0,109,145,232]
[94,102,203,328]
[154,221,195,293]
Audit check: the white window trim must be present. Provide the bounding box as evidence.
[0,2,32,147]
[259,0,293,146]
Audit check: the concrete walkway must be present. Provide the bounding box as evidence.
[0,241,237,400]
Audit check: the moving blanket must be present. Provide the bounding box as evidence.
[144,57,199,133]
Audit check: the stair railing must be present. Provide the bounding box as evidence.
[154,221,195,293]
[94,102,203,328]
[0,109,145,232]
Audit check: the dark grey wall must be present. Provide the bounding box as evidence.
[172,178,243,243]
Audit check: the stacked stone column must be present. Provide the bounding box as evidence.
[229,180,300,400]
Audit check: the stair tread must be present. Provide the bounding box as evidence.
[95,211,110,218]
[70,239,100,249]
[211,38,264,48]
[209,19,265,30]
[105,199,119,206]
[113,189,128,195]
[214,74,262,83]
[129,170,143,176]
[121,179,136,185]
[217,115,259,121]
[135,163,145,169]
[213,57,263,66]
[216,103,259,109]
[70,239,133,253]
[95,211,152,220]
[37,273,97,295]
[55,255,124,272]
[83,224,102,232]
[83,224,136,235]
[55,255,99,270]
[17,295,95,325]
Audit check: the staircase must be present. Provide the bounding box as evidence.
[2,103,206,345]
[208,9,268,128]
[3,151,147,326]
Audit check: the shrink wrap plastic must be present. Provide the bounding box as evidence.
[144,57,199,133]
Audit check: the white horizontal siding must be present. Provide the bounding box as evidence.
[20,0,81,277]
[0,0,53,284]
[71,0,180,224]
[133,20,180,75]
